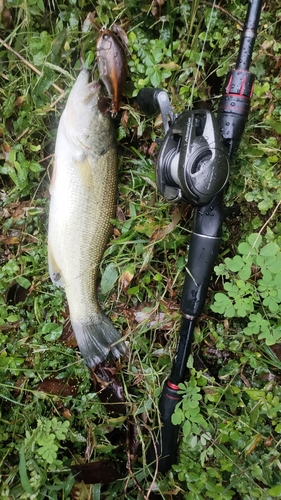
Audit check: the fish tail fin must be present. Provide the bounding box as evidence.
[72,312,126,368]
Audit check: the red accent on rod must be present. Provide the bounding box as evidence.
[226,74,233,95]
[240,75,246,95]
[167,394,181,401]
[167,381,180,391]
[224,93,248,98]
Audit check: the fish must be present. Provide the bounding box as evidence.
[48,69,126,368]
[96,27,127,115]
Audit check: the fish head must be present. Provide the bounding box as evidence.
[57,69,115,157]
[61,70,105,149]
[66,69,100,113]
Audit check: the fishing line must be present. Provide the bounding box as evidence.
[188,0,216,109]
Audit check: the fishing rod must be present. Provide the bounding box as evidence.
[137,0,263,473]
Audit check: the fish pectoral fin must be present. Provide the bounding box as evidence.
[48,245,64,287]
[74,155,96,187]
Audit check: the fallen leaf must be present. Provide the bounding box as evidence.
[119,266,134,290]
[59,316,77,348]
[133,304,176,330]
[36,377,78,397]
[116,205,126,222]
[0,235,20,245]
[150,205,186,242]
[62,408,72,420]
[270,343,281,360]
[244,434,262,456]
[70,460,124,485]
[264,436,273,447]
[91,362,126,416]
[126,418,143,462]
[159,62,180,71]
[121,109,129,131]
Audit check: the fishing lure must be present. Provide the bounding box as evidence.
[97,26,127,115]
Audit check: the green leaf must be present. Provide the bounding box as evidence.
[7,314,20,323]
[244,389,265,401]
[150,70,162,88]
[172,408,184,425]
[266,118,281,134]
[248,233,263,247]
[238,242,252,256]
[42,323,62,341]
[275,423,281,433]
[225,255,244,272]
[52,419,70,440]
[16,276,31,289]
[37,436,58,464]
[190,435,198,448]
[250,404,260,427]
[260,241,279,257]
[182,419,192,437]
[263,296,279,313]
[239,266,252,280]
[93,484,101,500]
[19,446,34,495]
[268,484,281,497]
[100,263,119,294]
[37,0,45,12]
[268,403,281,416]
[238,234,262,256]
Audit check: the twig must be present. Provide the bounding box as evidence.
[248,200,281,258]
[124,417,147,499]
[138,422,158,500]
[204,2,243,27]
[126,454,147,499]
[0,37,65,95]
[15,127,29,142]
[258,200,281,236]
[49,91,67,108]
[145,426,158,500]
[38,153,54,164]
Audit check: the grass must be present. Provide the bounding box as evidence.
[1,0,281,498]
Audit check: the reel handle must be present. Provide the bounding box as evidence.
[137,88,174,133]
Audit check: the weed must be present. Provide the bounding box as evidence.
[212,229,281,345]
[1,0,281,499]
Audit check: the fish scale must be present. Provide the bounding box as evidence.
[48,69,126,368]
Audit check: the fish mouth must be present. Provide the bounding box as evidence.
[82,80,101,104]
[85,80,101,92]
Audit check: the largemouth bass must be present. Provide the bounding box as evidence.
[48,69,126,368]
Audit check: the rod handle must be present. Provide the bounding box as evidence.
[147,381,182,473]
